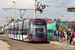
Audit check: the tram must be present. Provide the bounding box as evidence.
[8,19,48,42]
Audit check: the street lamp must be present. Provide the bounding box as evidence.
[13,0,16,23]
[5,9,7,26]
[34,0,36,19]
[61,2,64,22]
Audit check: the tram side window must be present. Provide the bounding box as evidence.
[23,25,29,35]
[20,29,22,35]
[17,27,19,34]
[17,27,19,30]
[18,24,22,35]
[13,28,15,34]
[12,27,14,34]
[12,27,13,34]
[10,28,12,34]
[12,25,14,34]
[8,28,11,34]
[23,29,29,35]
[18,24,21,34]
[19,24,22,35]
[11,27,13,34]
[15,27,17,34]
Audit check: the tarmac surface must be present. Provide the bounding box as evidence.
[0,40,10,50]
[0,34,75,50]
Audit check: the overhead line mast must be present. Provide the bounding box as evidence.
[2,8,34,21]
[34,0,36,19]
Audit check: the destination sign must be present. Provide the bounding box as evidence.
[35,22,46,25]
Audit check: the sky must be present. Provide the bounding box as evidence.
[0,0,75,26]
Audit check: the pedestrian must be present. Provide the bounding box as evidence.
[60,31,65,43]
[70,30,73,45]
[56,29,59,41]
[73,30,75,45]
[67,31,71,46]
[58,30,61,43]
[54,30,57,41]
[64,29,67,44]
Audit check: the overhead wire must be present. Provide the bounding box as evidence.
[45,0,58,5]
[46,0,70,9]
[43,0,70,17]
[0,0,20,26]
[22,0,35,18]
[0,0,70,18]
[37,0,42,2]
[0,0,19,17]
[0,12,5,17]
[63,0,70,5]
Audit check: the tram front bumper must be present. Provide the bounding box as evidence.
[29,36,47,42]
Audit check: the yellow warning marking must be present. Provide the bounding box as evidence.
[0,47,9,50]
[0,40,10,47]
[4,42,10,47]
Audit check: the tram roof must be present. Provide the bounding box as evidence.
[29,19,46,22]
[8,19,46,26]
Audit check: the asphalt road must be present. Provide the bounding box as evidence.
[0,35,75,50]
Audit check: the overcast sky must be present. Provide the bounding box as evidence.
[0,0,75,26]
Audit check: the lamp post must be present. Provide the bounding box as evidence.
[34,0,36,19]
[61,2,64,22]
[5,9,7,26]
[13,0,16,23]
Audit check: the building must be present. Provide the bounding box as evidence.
[68,22,75,32]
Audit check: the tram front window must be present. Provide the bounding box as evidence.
[34,25,46,37]
[36,28,44,33]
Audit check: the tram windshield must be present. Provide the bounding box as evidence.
[36,28,44,33]
[34,25,46,35]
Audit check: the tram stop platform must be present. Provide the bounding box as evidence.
[0,40,10,50]
[50,41,75,47]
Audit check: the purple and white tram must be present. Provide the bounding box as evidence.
[8,19,48,42]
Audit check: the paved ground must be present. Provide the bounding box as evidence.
[0,40,10,50]
[0,34,75,50]
[50,41,75,47]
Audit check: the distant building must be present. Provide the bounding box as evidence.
[68,22,75,32]
[9,19,14,23]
